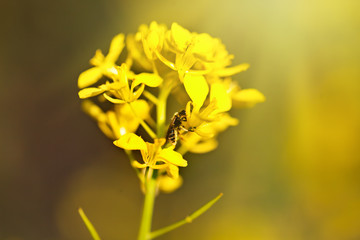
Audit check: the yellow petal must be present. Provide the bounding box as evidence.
[192,33,217,62]
[78,67,103,88]
[78,87,105,99]
[171,23,192,52]
[106,111,121,138]
[166,164,180,179]
[210,82,232,113]
[116,100,150,134]
[89,49,105,66]
[125,100,150,120]
[126,34,153,71]
[105,33,125,63]
[113,133,147,150]
[158,148,188,167]
[118,64,129,88]
[214,63,250,77]
[132,160,147,168]
[98,121,116,140]
[195,123,215,138]
[211,113,239,133]
[132,73,163,88]
[81,100,105,120]
[103,93,126,104]
[232,88,266,108]
[188,139,218,154]
[131,84,145,101]
[159,175,183,193]
[183,74,209,109]
[147,31,160,50]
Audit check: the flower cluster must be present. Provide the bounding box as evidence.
[78,22,265,193]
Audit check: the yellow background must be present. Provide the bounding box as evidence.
[1,0,359,239]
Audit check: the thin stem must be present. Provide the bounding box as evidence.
[152,60,159,75]
[149,193,223,239]
[143,90,159,105]
[78,208,101,240]
[156,86,172,138]
[155,51,176,71]
[125,149,143,182]
[128,102,157,139]
[138,76,173,239]
[137,169,158,240]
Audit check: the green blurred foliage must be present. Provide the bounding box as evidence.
[0,0,359,239]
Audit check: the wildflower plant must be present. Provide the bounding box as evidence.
[77,21,265,240]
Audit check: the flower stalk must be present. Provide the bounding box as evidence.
[78,208,102,240]
[138,169,158,240]
[150,193,223,239]
[77,21,265,239]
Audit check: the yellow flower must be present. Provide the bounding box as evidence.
[125,21,167,72]
[78,34,125,89]
[152,23,251,112]
[114,133,187,178]
[180,112,238,153]
[174,81,239,152]
[137,21,167,60]
[78,63,163,103]
[157,23,249,77]
[126,33,153,71]
[81,99,150,139]
[185,81,232,128]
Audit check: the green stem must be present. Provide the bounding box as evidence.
[78,208,101,240]
[143,90,159,105]
[125,149,143,182]
[149,193,223,239]
[138,79,172,239]
[137,169,158,240]
[156,87,171,138]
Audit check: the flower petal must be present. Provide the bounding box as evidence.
[105,33,125,63]
[158,148,188,167]
[232,88,266,108]
[183,74,209,110]
[195,123,215,138]
[103,93,126,104]
[158,175,183,193]
[98,121,116,140]
[78,67,103,88]
[147,31,160,50]
[81,100,105,120]
[214,63,250,77]
[131,84,145,101]
[113,133,147,150]
[78,87,105,99]
[171,23,192,52]
[210,82,232,113]
[131,160,147,168]
[125,100,150,120]
[192,33,218,62]
[132,73,163,88]
[188,138,218,154]
[166,164,180,179]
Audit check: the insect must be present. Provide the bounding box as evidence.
[166,110,190,146]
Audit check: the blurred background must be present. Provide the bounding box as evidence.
[1,0,360,239]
